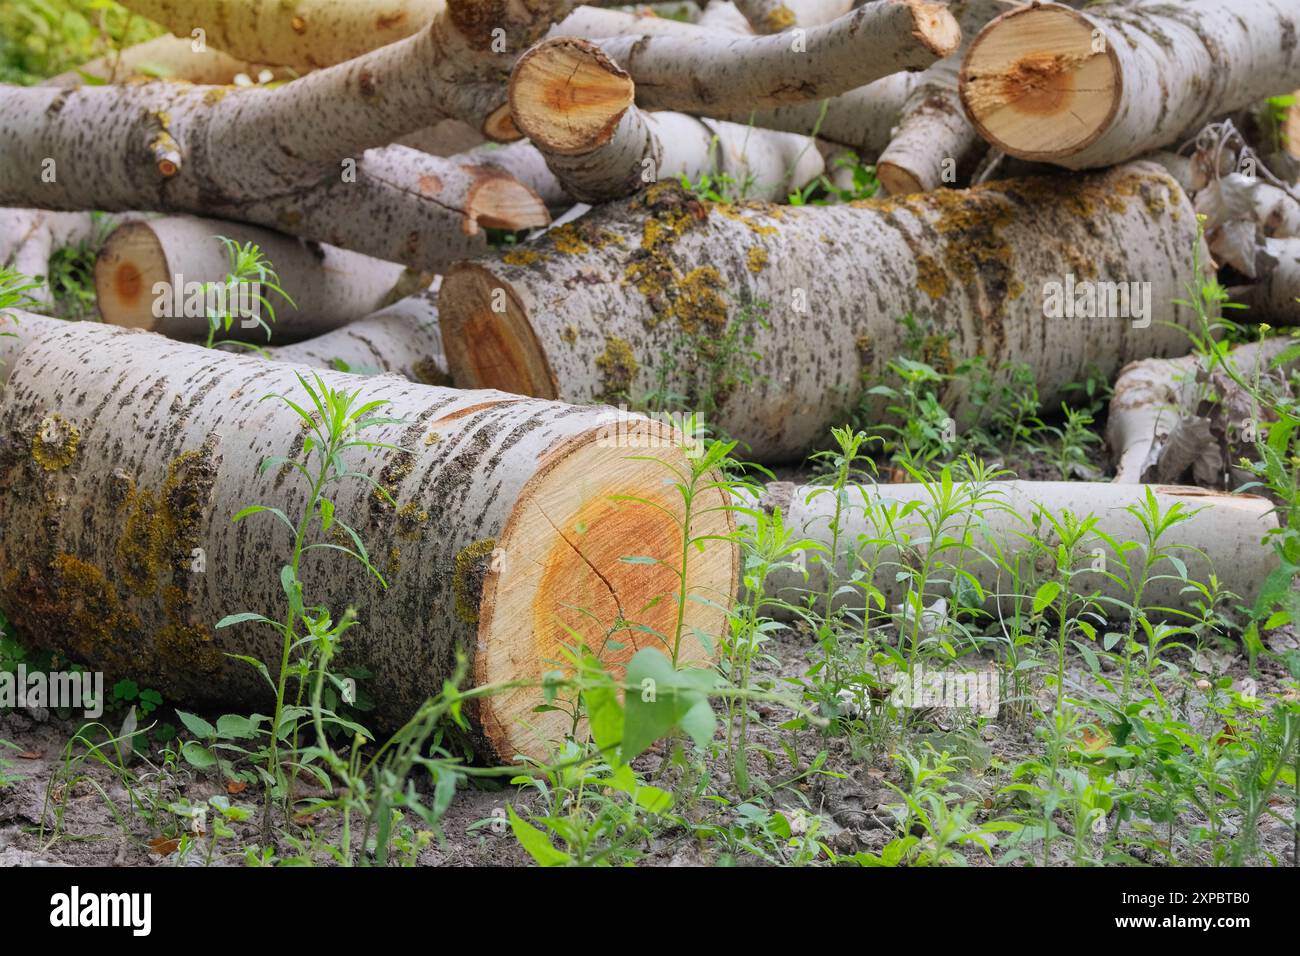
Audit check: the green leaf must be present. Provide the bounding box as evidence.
[621,649,717,761]
[584,683,623,763]
[216,713,259,740]
[1033,581,1061,614]
[507,805,570,866]
[176,710,216,739]
[181,741,217,769]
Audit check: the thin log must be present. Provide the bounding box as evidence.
[731,0,852,34]
[94,216,408,344]
[741,480,1280,620]
[509,38,823,203]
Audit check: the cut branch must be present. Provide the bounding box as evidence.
[509,38,823,203]
[561,0,959,116]
[731,0,853,34]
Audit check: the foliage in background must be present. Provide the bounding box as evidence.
[0,0,160,85]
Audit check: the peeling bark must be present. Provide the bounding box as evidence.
[509,38,823,203]
[740,480,1280,619]
[0,319,735,760]
[960,0,1300,170]
[1108,339,1299,485]
[93,215,409,344]
[440,162,1203,462]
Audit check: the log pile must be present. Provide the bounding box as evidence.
[3,0,1300,758]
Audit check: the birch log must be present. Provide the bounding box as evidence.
[115,0,435,69]
[1,210,146,312]
[562,0,960,116]
[959,0,1300,170]
[440,162,1202,462]
[0,77,549,270]
[0,319,735,760]
[731,0,852,34]
[876,0,1010,195]
[1241,238,1300,326]
[741,480,1279,620]
[94,216,408,343]
[509,38,823,203]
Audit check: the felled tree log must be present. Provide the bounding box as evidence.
[0,76,550,270]
[732,0,852,34]
[0,319,735,760]
[0,210,145,312]
[267,280,449,384]
[509,38,823,203]
[440,162,1202,462]
[742,480,1280,619]
[45,34,290,87]
[115,0,434,69]
[959,0,1300,170]
[876,0,1008,195]
[94,216,408,344]
[557,0,959,116]
[1107,339,1297,486]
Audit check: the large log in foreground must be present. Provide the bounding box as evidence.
[440,162,1203,461]
[0,318,736,760]
[741,480,1280,621]
[959,0,1300,170]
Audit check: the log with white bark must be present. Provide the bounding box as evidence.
[1,210,146,312]
[554,0,960,116]
[715,72,922,160]
[440,161,1203,462]
[1107,339,1297,486]
[508,38,824,203]
[959,0,1300,170]
[731,0,852,34]
[266,280,449,384]
[115,0,434,70]
[45,34,291,88]
[741,480,1280,620]
[0,75,550,270]
[94,216,409,344]
[876,0,1011,195]
[0,318,735,760]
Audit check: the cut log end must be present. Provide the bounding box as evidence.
[440,262,556,398]
[465,174,552,232]
[474,419,736,760]
[509,38,635,155]
[959,3,1119,160]
[94,222,166,331]
[484,102,522,143]
[876,160,926,196]
[907,0,962,58]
